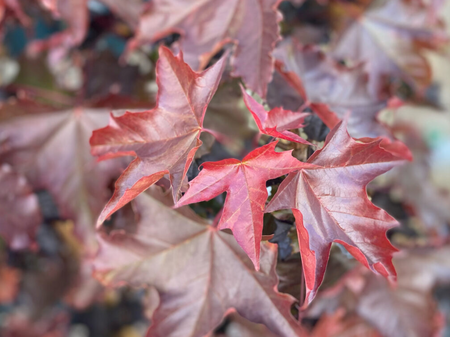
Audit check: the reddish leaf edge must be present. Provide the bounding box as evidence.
[268,118,411,308]
[239,83,313,146]
[127,0,284,98]
[90,46,228,226]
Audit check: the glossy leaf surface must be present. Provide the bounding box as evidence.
[90,46,226,225]
[0,108,126,251]
[176,142,313,269]
[266,119,411,304]
[241,85,310,144]
[130,0,282,97]
[94,187,305,337]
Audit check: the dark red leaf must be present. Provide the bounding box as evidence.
[0,108,126,252]
[266,119,411,305]
[93,187,306,337]
[90,46,227,225]
[129,0,282,97]
[241,84,311,145]
[176,142,314,269]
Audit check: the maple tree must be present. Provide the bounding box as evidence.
[0,0,450,336]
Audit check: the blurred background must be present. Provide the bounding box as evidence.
[0,0,450,336]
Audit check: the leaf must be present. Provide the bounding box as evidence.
[29,0,89,57]
[99,0,143,29]
[90,46,227,225]
[176,142,313,269]
[310,310,382,337]
[0,164,41,250]
[0,108,126,252]
[29,0,143,56]
[310,247,450,337]
[130,0,282,97]
[331,0,448,94]
[389,125,450,234]
[241,85,311,145]
[271,40,393,138]
[93,187,306,337]
[0,0,30,26]
[1,311,69,337]
[266,119,411,305]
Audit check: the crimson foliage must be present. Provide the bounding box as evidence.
[0,0,449,336]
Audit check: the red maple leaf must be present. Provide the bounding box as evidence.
[331,0,448,95]
[272,40,393,139]
[240,84,311,145]
[266,119,412,305]
[94,187,306,337]
[0,107,126,252]
[29,0,143,56]
[310,247,450,337]
[90,46,227,225]
[176,142,314,269]
[129,0,282,98]
[0,0,30,26]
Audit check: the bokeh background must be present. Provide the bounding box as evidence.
[0,1,450,336]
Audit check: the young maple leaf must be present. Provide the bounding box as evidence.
[175,142,315,270]
[129,0,282,98]
[265,119,412,305]
[331,0,448,94]
[240,84,311,145]
[90,46,227,225]
[0,164,41,250]
[271,40,393,139]
[93,187,306,337]
[0,108,126,252]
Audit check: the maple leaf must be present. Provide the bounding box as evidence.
[0,164,41,250]
[309,247,450,337]
[265,119,411,305]
[310,310,382,337]
[29,0,143,56]
[0,108,126,252]
[0,0,30,26]
[387,125,450,234]
[93,187,306,337]
[90,46,227,225]
[271,40,393,138]
[176,142,314,269]
[129,0,282,97]
[240,85,311,145]
[1,311,69,337]
[331,0,448,95]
